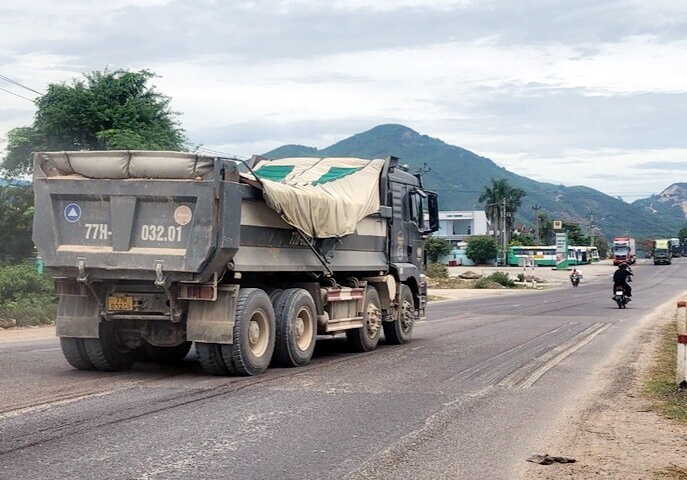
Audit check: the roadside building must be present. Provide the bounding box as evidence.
[433,210,491,266]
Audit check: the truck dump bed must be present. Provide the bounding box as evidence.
[32,151,230,282]
[33,151,391,282]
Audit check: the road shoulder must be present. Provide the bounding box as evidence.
[519,294,687,479]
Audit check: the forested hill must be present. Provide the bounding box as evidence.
[263,124,681,239]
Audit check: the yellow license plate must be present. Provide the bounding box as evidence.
[107,295,134,311]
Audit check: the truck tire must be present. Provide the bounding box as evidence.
[221,288,275,376]
[143,341,192,364]
[346,286,381,352]
[83,321,137,371]
[273,288,317,367]
[60,337,96,370]
[196,342,231,375]
[383,284,415,345]
[266,288,284,306]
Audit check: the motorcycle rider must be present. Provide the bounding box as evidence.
[612,262,633,299]
[570,268,580,285]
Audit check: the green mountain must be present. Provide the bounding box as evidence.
[263,124,682,240]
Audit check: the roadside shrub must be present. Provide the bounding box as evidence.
[0,261,56,327]
[0,262,53,302]
[426,262,449,279]
[473,277,503,289]
[466,236,498,265]
[517,273,525,282]
[488,271,516,288]
[0,297,57,327]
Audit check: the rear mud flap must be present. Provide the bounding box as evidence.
[186,286,238,344]
[56,295,101,338]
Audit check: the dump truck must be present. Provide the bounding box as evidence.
[32,151,439,376]
[611,236,636,266]
[653,239,672,265]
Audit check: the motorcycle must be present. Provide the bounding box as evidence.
[613,283,629,309]
[570,273,580,287]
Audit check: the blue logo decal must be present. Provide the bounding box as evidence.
[64,203,82,223]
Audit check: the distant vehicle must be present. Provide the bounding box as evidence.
[507,246,556,266]
[570,271,580,287]
[507,245,598,267]
[611,237,636,266]
[653,239,672,265]
[669,238,681,257]
[569,246,599,265]
[612,284,630,308]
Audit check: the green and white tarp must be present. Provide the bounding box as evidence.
[250,157,385,239]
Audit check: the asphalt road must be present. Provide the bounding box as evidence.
[0,259,685,480]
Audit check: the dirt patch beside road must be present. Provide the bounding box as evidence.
[0,324,55,342]
[446,259,616,288]
[519,297,687,479]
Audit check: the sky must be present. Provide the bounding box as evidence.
[1,0,687,202]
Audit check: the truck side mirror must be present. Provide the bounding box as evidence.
[425,191,439,234]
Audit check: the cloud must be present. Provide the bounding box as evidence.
[2,0,687,203]
[634,161,687,170]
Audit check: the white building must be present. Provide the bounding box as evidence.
[434,210,490,244]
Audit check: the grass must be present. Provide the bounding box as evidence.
[644,319,687,479]
[644,320,687,424]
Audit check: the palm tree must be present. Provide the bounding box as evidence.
[478,179,527,244]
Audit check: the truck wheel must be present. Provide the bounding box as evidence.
[266,288,284,306]
[221,288,275,376]
[196,343,231,375]
[347,286,381,352]
[83,321,137,371]
[383,284,415,345]
[273,288,317,367]
[60,337,96,370]
[143,341,192,364]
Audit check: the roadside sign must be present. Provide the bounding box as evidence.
[555,232,569,270]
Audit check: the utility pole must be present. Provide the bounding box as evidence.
[533,205,540,244]
[589,210,595,247]
[502,197,507,266]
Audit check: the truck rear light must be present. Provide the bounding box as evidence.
[179,284,217,301]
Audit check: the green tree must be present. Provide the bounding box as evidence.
[478,179,527,244]
[678,226,687,241]
[538,211,554,245]
[2,69,187,176]
[511,232,535,246]
[639,238,654,255]
[466,235,498,265]
[594,236,610,259]
[562,222,589,245]
[425,236,453,263]
[0,185,34,264]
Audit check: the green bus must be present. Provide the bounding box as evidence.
[507,246,557,266]
[569,246,600,265]
[507,245,598,267]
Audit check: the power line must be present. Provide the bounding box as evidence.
[0,85,35,102]
[0,74,42,96]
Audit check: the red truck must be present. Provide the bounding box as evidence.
[612,236,636,265]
